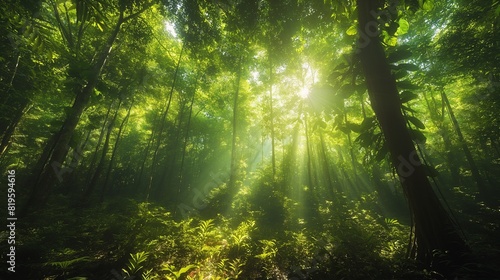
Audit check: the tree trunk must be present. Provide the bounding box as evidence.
[423,91,460,186]
[304,113,314,189]
[83,100,122,202]
[179,79,198,193]
[21,13,126,215]
[0,102,31,158]
[356,0,468,265]
[269,60,276,177]
[441,90,487,195]
[137,113,158,194]
[102,100,134,198]
[86,101,114,180]
[146,45,183,201]
[229,57,242,191]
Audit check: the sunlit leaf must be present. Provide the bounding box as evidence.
[397,18,409,35]
[423,0,434,11]
[386,36,398,46]
[346,25,357,35]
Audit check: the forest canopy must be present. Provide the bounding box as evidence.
[0,0,499,279]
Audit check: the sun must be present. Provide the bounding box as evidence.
[298,86,310,99]
[297,63,315,99]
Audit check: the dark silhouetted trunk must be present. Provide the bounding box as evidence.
[83,100,122,201]
[0,102,31,158]
[423,91,460,186]
[102,100,134,197]
[269,60,276,177]
[229,57,242,191]
[357,0,468,265]
[441,90,487,195]
[146,45,183,201]
[179,79,198,193]
[22,12,126,216]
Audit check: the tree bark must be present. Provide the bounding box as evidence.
[102,100,134,197]
[0,102,31,158]
[179,78,198,193]
[22,13,125,215]
[356,0,468,265]
[423,91,460,186]
[146,45,184,201]
[441,90,487,195]
[83,100,122,202]
[269,60,276,177]
[229,57,243,191]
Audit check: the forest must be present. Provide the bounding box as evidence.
[1,0,500,279]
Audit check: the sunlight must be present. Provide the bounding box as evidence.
[164,20,178,38]
[298,86,310,99]
[297,62,315,99]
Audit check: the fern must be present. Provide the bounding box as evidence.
[198,219,214,239]
[228,258,244,279]
[162,263,198,280]
[122,251,148,277]
[44,256,91,269]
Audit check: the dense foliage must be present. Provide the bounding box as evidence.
[0,0,499,279]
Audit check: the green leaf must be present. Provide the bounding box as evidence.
[397,80,419,90]
[401,104,417,113]
[397,18,409,35]
[360,117,376,131]
[387,48,412,63]
[392,69,408,80]
[400,91,418,103]
[178,264,198,275]
[375,143,388,162]
[339,83,356,99]
[347,122,361,133]
[398,63,419,71]
[423,0,434,11]
[407,116,425,129]
[410,129,426,143]
[386,36,398,46]
[346,25,357,36]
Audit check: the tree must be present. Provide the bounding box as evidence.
[22,0,155,215]
[356,0,468,264]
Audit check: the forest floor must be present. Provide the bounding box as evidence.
[1,185,499,280]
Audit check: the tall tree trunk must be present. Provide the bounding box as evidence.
[82,100,122,202]
[179,79,198,193]
[229,57,242,191]
[319,131,337,197]
[423,91,460,186]
[86,101,114,180]
[102,100,134,198]
[356,0,467,265]
[0,102,31,158]
[269,60,276,177]
[441,90,487,195]
[146,45,184,201]
[21,12,126,215]
[304,113,313,189]
[137,113,158,194]
[158,96,186,200]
